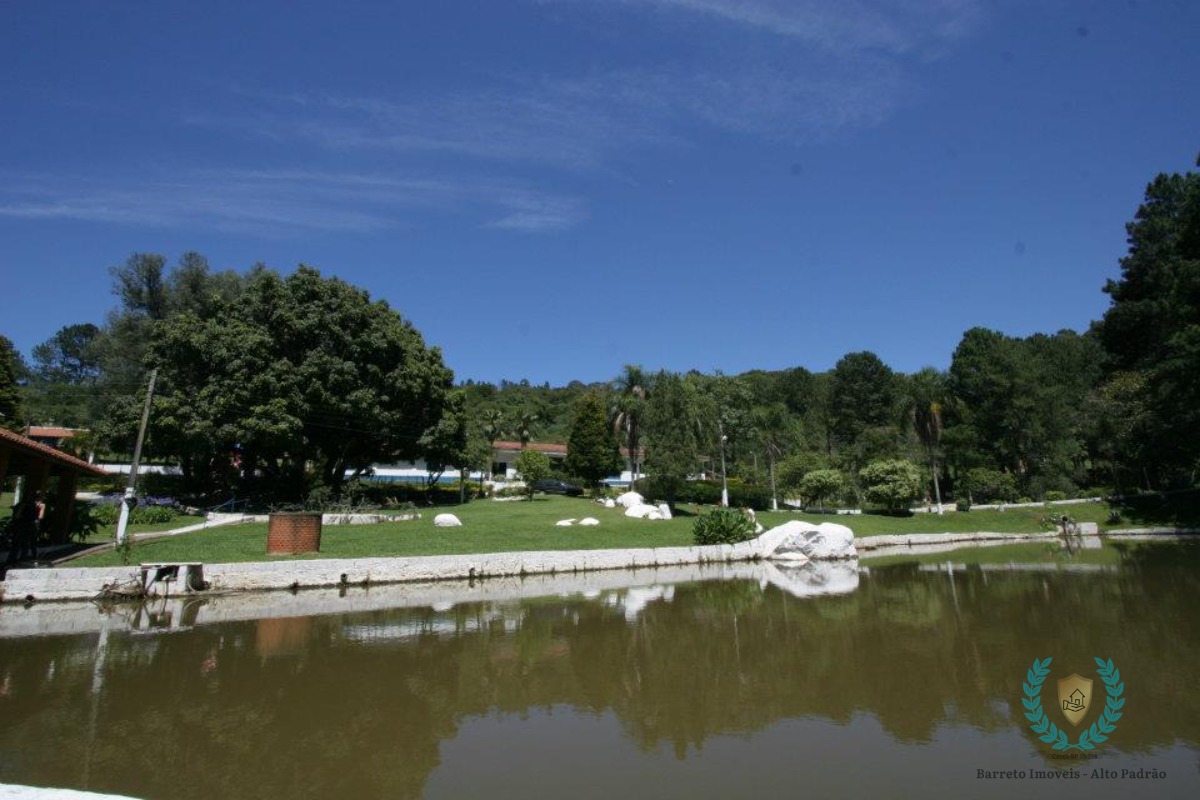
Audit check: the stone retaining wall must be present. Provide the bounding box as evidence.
[1,540,763,603]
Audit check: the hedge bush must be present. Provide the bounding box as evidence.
[632,478,773,510]
[692,507,757,545]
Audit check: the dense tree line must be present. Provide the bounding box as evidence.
[3,157,1196,507]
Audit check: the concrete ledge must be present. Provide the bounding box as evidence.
[1,785,140,799]
[855,531,1060,551]
[2,539,766,603]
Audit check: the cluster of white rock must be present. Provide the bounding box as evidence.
[611,491,673,520]
[554,518,601,527]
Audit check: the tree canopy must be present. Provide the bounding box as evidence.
[104,265,452,501]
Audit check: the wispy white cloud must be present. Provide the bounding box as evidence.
[0,170,586,235]
[550,0,983,53]
[190,2,983,174]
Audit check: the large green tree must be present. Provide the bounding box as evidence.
[829,351,900,471]
[565,391,622,489]
[23,323,103,427]
[0,335,24,431]
[642,371,700,511]
[104,265,452,500]
[1095,160,1200,484]
[947,327,1101,496]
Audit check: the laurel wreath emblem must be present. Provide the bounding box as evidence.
[1022,657,1125,750]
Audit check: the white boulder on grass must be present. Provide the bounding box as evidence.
[555,519,576,527]
[624,503,658,519]
[657,503,672,520]
[616,491,644,509]
[433,513,463,527]
[579,517,600,526]
[647,510,663,520]
[603,498,617,509]
[757,520,857,560]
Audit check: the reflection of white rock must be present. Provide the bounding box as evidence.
[579,517,600,526]
[1079,535,1103,550]
[758,520,857,560]
[624,503,658,519]
[555,519,575,527]
[603,498,616,509]
[760,560,860,598]
[433,513,462,527]
[616,491,644,509]
[615,585,676,621]
[657,503,672,520]
[1077,522,1100,536]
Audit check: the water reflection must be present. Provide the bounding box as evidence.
[0,542,1197,799]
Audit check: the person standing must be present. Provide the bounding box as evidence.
[4,497,40,565]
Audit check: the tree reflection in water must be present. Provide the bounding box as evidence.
[0,541,1197,799]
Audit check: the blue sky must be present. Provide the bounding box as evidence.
[1,0,1197,386]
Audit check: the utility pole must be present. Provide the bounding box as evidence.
[719,421,729,508]
[116,369,157,546]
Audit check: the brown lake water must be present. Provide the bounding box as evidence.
[1,540,1198,799]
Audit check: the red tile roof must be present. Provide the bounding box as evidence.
[492,441,568,456]
[0,426,108,476]
[27,425,80,439]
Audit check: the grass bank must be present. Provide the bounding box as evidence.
[67,496,1128,567]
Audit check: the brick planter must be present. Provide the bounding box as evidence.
[266,512,322,555]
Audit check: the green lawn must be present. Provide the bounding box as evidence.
[66,496,1130,567]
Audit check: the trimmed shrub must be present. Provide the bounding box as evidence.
[1043,490,1067,502]
[860,459,923,513]
[961,468,1019,504]
[692,507,757,545]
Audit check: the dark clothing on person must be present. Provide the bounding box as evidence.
[5,501,40,565]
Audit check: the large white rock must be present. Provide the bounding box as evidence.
[579,517,600,526]
[603,498,617,509]
[555,519,576,527]
[616,491,644,509]
[657,503,672,520]
[624,503,658,519]
[647,511,663,520]
[758,520,857,560]
[433,513,463,527]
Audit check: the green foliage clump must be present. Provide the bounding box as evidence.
[515,449,552,500]
[565,391,622,488]
[961,468,1019,504]
[692,507,757,546]
[860,459,922,513]
[798,469,844,510]
[0,334,24,431]
[642,372,700,510]
[89,503,178,526]
[632,477,775,510]
[1043,490,1068,502]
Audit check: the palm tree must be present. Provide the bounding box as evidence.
[909,368,947,514]
[610,365,649,487]
[514,410,539,450]
[480,409,503,480]
[752,403,790,511]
